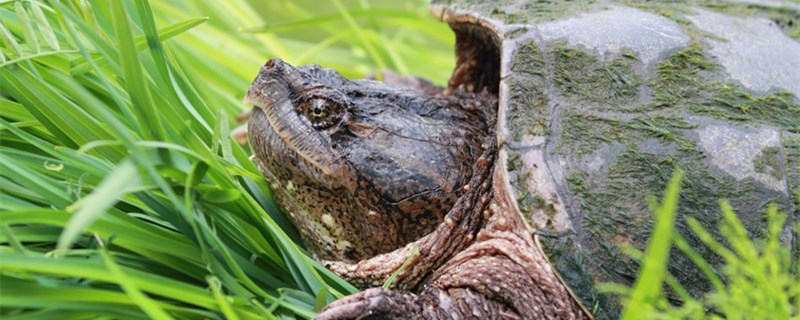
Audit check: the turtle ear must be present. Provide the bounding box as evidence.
[446,22,501,95]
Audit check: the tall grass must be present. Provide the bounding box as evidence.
[608,171,800,320]
[0,0,451,318]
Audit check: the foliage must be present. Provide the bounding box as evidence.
[605,171,800,320]
[0,0,451,318]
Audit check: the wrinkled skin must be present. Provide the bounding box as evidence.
[246,58,590,319]
[246,59,490,262]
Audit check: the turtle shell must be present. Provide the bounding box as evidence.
[432,1,800,318]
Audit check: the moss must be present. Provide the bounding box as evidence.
[433,0,597,24]
[703,2,800,41]
[558,113,697,156]
[564,145,769,303]
[619,1,799,41]
[541,236,619,320]
[507,41,549,139]
[650,42,715,109]
[753,146,783,180]
[690,89,800,134]
[783,135,800,269]
[650,42,800,132]
[507,152,521,171]
[552,43,641,105]
[504,26,529,39]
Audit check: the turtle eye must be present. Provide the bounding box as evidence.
[302,97,344,130]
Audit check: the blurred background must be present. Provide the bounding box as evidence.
[0,0,453,319]
[153,0,454,119]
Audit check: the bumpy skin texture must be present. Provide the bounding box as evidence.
[246,59,589,319]
[246,59,490,262]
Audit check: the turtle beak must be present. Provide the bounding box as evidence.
[245,59,347,184]
[244,58,298,109]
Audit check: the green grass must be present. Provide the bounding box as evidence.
[604,171,800,320]
[0,0,451,318]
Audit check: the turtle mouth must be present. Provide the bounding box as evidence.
[248,101,342,190]
[433,7,501,95]
[245,61,345,191]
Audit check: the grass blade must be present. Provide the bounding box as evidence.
[99,240,175,320]
[57,160,140,252]
[622,169,683,319]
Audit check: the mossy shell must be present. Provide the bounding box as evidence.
[432,1,800,318]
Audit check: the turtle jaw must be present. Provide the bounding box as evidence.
[245,59,345,191]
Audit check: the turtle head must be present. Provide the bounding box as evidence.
[246,58,490,262]
[245,58,352,190]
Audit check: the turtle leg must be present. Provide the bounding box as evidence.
[314,288,425,320]
[321,152,498,290]
[315,232,578,319]
[316,169,590,320]
[315,287,511,320]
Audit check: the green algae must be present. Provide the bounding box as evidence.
[564,145,770,303]
[433,1,799,317]
[432,0,597,24]
[507,150,558,228]
[650,42,800,132]
[503,40,556,225]
[541,237,618,320]
[704,2,800,41]
[553,44,641,105]
[784,135,800,271]
[619,1,799,41]
[753,146,783,180]
[621,0,695,25]
[558,113,697,156]
[506,151,533,217]
[507,41,549,139]
[503,26,529,40]
[507,152,522,171]
[510,41,546,77]
[650,42,715,109]
[549,38,797,317]
[690,88,800,134]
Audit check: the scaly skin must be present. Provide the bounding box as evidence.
[317,168,589,319]
[247,58,490,262]
[245,58,589,319]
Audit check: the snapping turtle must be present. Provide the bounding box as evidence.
[243,1,800,319]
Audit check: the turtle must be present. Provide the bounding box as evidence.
[242,1,800,319]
